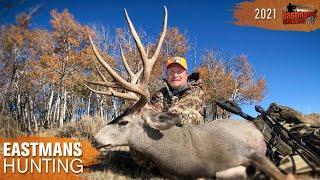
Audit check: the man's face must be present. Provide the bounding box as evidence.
[166,64,188,90]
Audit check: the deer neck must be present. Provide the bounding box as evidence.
[128,125,190,154]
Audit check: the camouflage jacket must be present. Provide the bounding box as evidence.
[149,78,206,127]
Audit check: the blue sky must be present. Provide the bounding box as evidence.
[2,0,319,116]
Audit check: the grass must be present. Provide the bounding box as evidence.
[303,113,320,127]
[55,115,105,140]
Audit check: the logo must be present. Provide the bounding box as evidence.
[283,3,318,24]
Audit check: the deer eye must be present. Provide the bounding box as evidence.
[118,121,129,126]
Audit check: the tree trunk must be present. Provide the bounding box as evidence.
[59,88,67,127]
[70,94,76,122]
[29,97,38,132]
[112,97,119,118]
[23,103,31,133]
[46,89,54,126]
[87,92,92,116]
[53,94,60,128]
[16,93,23,128]
[99,98,104,118]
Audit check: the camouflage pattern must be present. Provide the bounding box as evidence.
[150,79,206,126]
[130,78,206,170]
[256,103,320,175]
[266,103,320,152]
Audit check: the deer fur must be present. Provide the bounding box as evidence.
[95,110,291,179]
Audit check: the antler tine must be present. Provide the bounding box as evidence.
[151,6,167,61]
[84,84,139,101]
[145,6,167,84]
[124,7,167,86]
[119,44,141,84]
[133,68,143,84]
[85,80,121,89]
[89,36,139,93]
[119,44,134,78]
[124,8,148,61]
[91,50,139,90]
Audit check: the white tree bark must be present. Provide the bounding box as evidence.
[99,98,104,117]
[53,94,60,126]
[112,97,119,117]
[29,97,38,132]
[87,92,92,116]
[46,89,54,124]
[59,89,67,127]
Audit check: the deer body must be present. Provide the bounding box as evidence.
[131,120,265,177]
[96,114,267,178]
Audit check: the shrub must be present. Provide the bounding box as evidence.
[56,115,105,139]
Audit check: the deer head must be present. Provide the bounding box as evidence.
[94,110,181,149]
[86,7,176,149]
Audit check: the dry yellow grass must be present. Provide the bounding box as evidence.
[303,113,320,127]
[55,115,105,139]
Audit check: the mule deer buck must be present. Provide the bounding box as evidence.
[87,7,293,179]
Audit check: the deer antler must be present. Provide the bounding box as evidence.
[86,6,167,121]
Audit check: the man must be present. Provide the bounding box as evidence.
[149,56,206,126]
[130,56,206,170]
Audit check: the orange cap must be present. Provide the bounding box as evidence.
[166,57,188,70]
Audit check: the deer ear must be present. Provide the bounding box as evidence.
[143,111,182,130]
